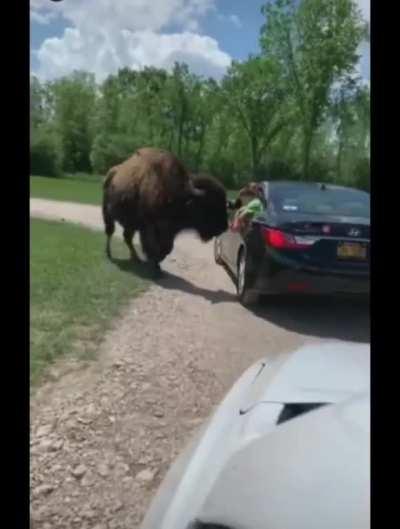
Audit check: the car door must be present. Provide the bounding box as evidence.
[222,197,243,273]
[228,184,268,273]
[237,184,269,269]
[227,211,244,272]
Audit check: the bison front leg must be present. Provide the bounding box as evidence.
[139,224,171,277]
[123,227,140,262]
[139,227,162,276]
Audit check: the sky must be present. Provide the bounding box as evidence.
[30,0,370,82]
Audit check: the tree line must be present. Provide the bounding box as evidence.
[30,0,370,191]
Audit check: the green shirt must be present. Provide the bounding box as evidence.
[238,198,264,218]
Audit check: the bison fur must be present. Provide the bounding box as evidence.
[102,148,228,274]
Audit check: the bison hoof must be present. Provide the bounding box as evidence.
[151,262,164,278]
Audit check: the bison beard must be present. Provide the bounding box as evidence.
[102,148,227,275]
[137,175,228,272]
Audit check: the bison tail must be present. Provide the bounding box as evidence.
[102,195,114,232]
[103,167,116,191]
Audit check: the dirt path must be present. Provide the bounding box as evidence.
[30,199,370,529]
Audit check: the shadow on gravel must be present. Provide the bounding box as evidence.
[110,257,236,304]
[111,257,369,343]
[110,256,156,280]
[252,295,370,343]
[158,270,236,304]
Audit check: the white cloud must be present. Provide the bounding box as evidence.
[217,12,242,29]
[229,14,242,29]
[30,0,231,81]
[357,0,370,23]
[30,10,56,25]
[355,0,370,81]
[35,29,231,81]
[356,40,370,81]
[31,0,217,34]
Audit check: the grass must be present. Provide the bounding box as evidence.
[31,174,239,206]
[31,175,102,206]
[30,218,149,386]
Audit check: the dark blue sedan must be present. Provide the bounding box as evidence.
[214,181,370,306]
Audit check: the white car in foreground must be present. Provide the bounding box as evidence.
[141,341,370,529]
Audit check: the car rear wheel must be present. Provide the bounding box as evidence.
[214,237,224,265]
[237,248,259,306]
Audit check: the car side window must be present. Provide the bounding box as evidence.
[260,189,268,212]
[262,198,268,211]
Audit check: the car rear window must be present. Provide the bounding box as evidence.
[271,186,370,217]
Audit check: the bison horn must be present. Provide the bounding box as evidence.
[188,180,205,197]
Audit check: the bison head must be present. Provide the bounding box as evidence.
[184,174,228,241]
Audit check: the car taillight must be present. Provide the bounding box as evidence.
[262,227,314,250]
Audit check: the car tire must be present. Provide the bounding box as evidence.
[214,237,224,265]
[237,248,259,306]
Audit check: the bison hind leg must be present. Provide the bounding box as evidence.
[106,238,112,259]
[104,220,115,260]
[103,200,115,260]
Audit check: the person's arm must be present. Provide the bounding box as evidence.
[227,199,239,210]
[236,207,251,221]
[245,198,264,217]
[236,199,263,224]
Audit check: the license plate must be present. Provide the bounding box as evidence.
[337,242,367,259]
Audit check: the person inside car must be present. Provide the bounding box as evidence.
[230,182,264,233]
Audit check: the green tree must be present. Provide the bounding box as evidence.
[31,128,61,177]
[30,76,45,136]
[260,0,367,179]
[50,71,97,173]
[331,80,370,184]
[222,56,292,180]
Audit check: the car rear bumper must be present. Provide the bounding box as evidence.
[251,258,370,296]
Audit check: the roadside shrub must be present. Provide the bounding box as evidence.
[353,157,370,192]
[90,133,138,174]
[264,159,295,181]
[30,132,61,177]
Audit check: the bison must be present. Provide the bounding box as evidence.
[102,148,228,275]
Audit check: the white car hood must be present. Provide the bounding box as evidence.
[200,392,370,529]
[141,340,370,529]
[240,340,370,411]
